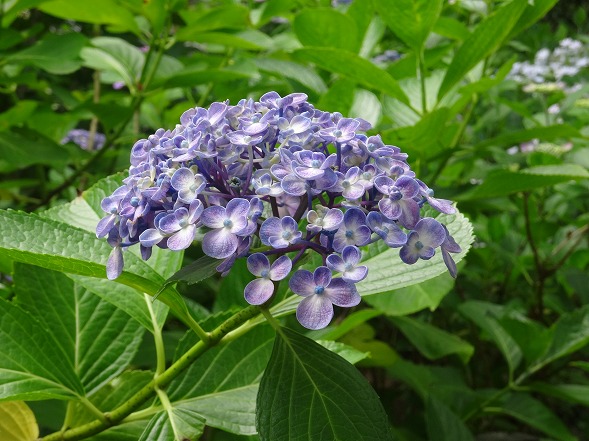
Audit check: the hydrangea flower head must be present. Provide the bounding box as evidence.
[97,92,461,329]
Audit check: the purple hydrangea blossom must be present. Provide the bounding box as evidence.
[97,91,463,329]
[326,246,368,283]
[244,254,292,305]
[289,267,360,330]
[201,198,250,259]
[400,218,446,264]
[260,216,302,248]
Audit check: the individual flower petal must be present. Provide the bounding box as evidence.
[247,253,270,277]
[202,228,239,259]
[106,246,123,280]
[139,228,165,247]
[167,224,196,251]
[313,266,332,288]
[201,205,227,229]
[244,278,275,305]
[296,295,334,330]
[269,255,292,281]
[171,167,195,191]
[324,278,361,307]
[289,269,316,297]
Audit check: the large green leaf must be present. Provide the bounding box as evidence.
[529,383,589,407]
[498,393,576,441]
[426,396,474,441]
[293,48,409,105]
[0,210,191,329]
[0,130,69,173]
[138,409,205,441]
[459,301,522,376]
[390,316,474,363]
[357,210,473,295]
[293,8,359,52]
[13,264,144,395]
[474,124,582,149]
[438,0,528,100]
[0,298,84,401]
[178,4,250,33]
[527,305,589,375]
[6,33,87,74]
[363,271,455,316]
[39,0,140,34]
[165,325,275,435]
[256,327,393,441]
[462,164,589,199]
[0,402,38,441]
[374,0,443,50]
[81,37,145,92]
[253,58,327,94]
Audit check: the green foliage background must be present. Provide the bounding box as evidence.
[0,0,588,440]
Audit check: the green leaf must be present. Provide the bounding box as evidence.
[463,164,589,199]
[498,393,576,441]
[0,298,84,401]
[363,271,455,316]
[0,100,38,132]
[81,37,145,92]
[426,396,474,441]
[375,0,443,50]
[162,255,220,291]
[529,382,589,407]
[71,371,153,427]
[433,17,470,41]
[254,58,327,94]
[357,210,473,296]
[257,327,393,441]
[527,305,589,374]
[6,33,87,74]
[0,130,69,173]
[293,47,409,105]
[167,325,275,435]
[438,0,528,100]
[507,0,559,39]
[474,124,582,149]
[0,402,38,441]
[293,8,359,52]
[316,340,369,365]
[0,210,192,329]
[181,31,272,50]
[139,409,205,441]
[459,301,522,376]
[179,4,250,33]
[389,316,474,363]
[39,0,140,34]
[160,67,253,89]
[13,264,144,394]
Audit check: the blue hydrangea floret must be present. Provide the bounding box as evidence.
[97,92,461,329]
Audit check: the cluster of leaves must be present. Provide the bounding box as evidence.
[0,0,588,440]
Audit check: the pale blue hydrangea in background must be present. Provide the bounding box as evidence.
[97,92,460,329]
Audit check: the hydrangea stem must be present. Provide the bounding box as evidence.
[41,305,261,441]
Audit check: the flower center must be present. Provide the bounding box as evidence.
[345,230,354,239]
[311,159,321,168]
[342,181,350,188]
[344,262,354,271]
[314,285,325,295]
[281,231,292,240]
[223,219,233,228]
[180,140,189,149]
[367,143,376,152]
[130,197,140,207]
[333,130,342,137]
[260,269,269,278]
[415,240,424,250]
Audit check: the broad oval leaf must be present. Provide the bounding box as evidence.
[256,327,394,441]
[375,0,443,50]
[0,402,38,441]
[293,47,409,105]
[293,8,359,52]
